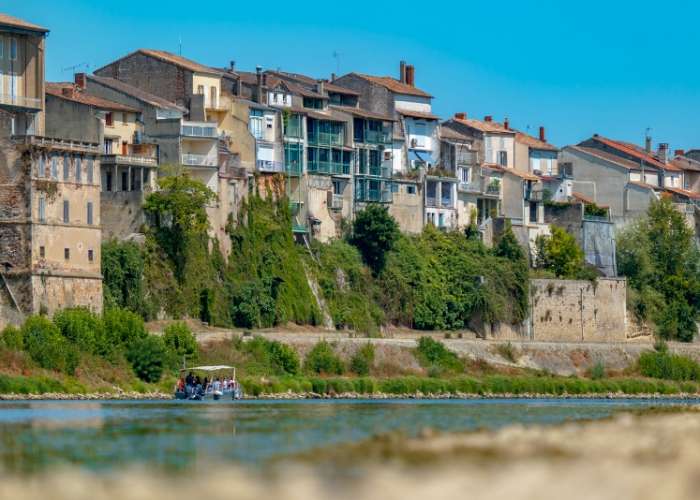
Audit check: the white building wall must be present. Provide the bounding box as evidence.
[483,134,515,167]
[394,94,432,113]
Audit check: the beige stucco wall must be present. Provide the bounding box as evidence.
[306,175,352,242]
[31,274,103,317]
[456,192,476,229]
[389,180,423,234]
[103,111,140,146]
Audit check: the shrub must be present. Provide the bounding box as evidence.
[535,225,590,279]
[496,342,517,363]
[21,316,79,374]
[104,307,148,348]
[639,351,700,381]
[590,360,606,380]
[53,308,107,355]
[415,337,462,375]
[0,325,23,350]
[304,341,344,375]
[126,335,167,383]
[350,204,399,275]
[163,322,198,364]
[243,336,300,376]
[349,343,375,376]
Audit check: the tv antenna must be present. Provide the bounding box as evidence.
[332,50,341,74]
[62,62,89,74]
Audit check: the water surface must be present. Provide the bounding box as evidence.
[0,398,692,474]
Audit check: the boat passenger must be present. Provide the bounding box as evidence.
[212,378,221,392]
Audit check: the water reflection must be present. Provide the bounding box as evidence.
[0,399,693,475]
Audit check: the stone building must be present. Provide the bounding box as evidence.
[44,79,158,240]
[0,13,102,329]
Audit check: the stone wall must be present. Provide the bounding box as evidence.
[30,274,103,317]
[529,278,627,342]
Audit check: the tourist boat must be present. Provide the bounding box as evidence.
[174,365,243,401]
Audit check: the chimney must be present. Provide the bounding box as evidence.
[539,126,546,142]
[62,86,75,98]
[74,73,87,90]
[317,80,325,95]
[255,66,263,103]
[400,60,407,83]
[503,117,509,130]
[484,115,493,122]
[405,65,415,86]
[657,143,669,164]
[331,72,336,82]
[454,112,466,120]
[645,135,652,153]
[229,60,235,71]
[675,149,685,157]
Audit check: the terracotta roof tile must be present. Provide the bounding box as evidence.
[46,83,140,112]
[515,131,558,151]
[398,109,439,121]
[588,135,672,171]
[86,74,186,112]
[329,105,395,121]
[671,155,700,172]
[0,13,48,33]
[568,145,649,171]
[451,117,514,134]
[489,164,540,181]
[352,73,432,98]
[664,186,700,200]
[572,191,608,208]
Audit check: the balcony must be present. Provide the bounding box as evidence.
[357,165,392,179]
[308,132,344,147]
[458,181,480,193]
[357,189,392,203]
[256,160,285,174]
[12,135,100,154]
[0,94,42,110]
[181,122,218,139]
[328,192,344,211]
[102,144,158,168]
[308,161,351,176]
[363,129,391,145]
[181,153,218,167]
[483,177,501,197]
[525,188,544,202]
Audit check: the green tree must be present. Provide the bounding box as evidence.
[22,316,79,374]
[350,204,399,275]
[53,308,108,356]
[103,307,148,348]
[144,171,216,280]
[304,340,344,375]
[535,225,587,279]
[102,240,145,313]
[163,322,198,364]
[126,335,167,383]
[617,198,700,342]
[0,325,23,351]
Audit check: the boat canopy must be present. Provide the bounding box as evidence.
[180,365,234,372]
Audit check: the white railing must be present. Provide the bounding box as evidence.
[0,94,42,109]
[181,153,217,167]
[256,160,285,173]
[181,121,218,138]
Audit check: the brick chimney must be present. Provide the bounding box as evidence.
[503,118,509,130]
[539,126,546,142]
[331,72,336,82]
[255,66,263,103]
[645,135,652,153]
[675,149,685,157]
[317,80,325,94]
[405,65,415,87]
[657,143,669,164]
[74,73,86,90]
[454,112,466,120]
[399,61,407,84]
[484,115,493,122]
[229,60,235,71]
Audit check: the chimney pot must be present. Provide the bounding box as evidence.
[657,143,669,164]
[400,61,407,84]
[74,73,86,90]
[645,135,652,154]
[405,65,415,86]
[229,60,235,71]
[539,126,546,142]
[503,117,509,130]
[674,149,685,157]
[256,65,262,75]
[331,72,336,82]
[484,115,493,122]
[454,112,466,120]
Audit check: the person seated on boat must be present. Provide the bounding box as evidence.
[203,377,210,393]
[212,378,222,393]
[176,378,185,393]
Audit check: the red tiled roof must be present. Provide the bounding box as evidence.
[451,117,514,134]
[329,105,395,122]
[0,13,48,33]
[569,145,649,171]
[664,186,700,200]
[489,164,540,181]
[589,135,672,171]
[670,155,700,173]
[86,74,186,112]
[398,109,439,121]
[627,181,659,190]
[97,49,221,76]
[46,83,140,112]
[351,73,432,98]
[572,191,608,208]
[515,131,558,151]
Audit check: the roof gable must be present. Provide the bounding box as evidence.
[349,73,432,98]
[0,13,48,33]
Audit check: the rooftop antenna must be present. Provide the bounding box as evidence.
[179,35,182,56]
[62,62,89,74]
[332,50,341,74]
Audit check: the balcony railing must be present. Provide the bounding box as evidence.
[0,94,42,110]
[181,122,218,138]
[308,132,344,146]
[12,135,100,154]
[458,181,480,193]
[286,162,303,176]
[525,189,544,202]
[364,129,391,145]
[483,177,501,196]
[357,165,392,179]
[328,192,344,210]
[102,154,157,167]
[308,161,351,176]
[181,153,217,167]
[256,160,285,173]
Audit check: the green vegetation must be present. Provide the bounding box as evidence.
[496,342,518,363]
[163,322,198,363]
[415,337,463,375]
[304,340,344,375]
[0,325,23,351]
[239,336,301,376]
[590,360,606,380]
[350,204,400,275]
[22,316,79,375]
[535,225,597,280]
[101,240,145,314]
[126,335,168,383]
[349,343,375,376]
[617,199,700,342]
[638,350,700,381]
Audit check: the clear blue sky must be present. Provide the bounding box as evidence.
[5,0,699,149]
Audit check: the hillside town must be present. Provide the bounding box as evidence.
[1,12,698,339]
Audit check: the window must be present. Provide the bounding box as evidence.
[198,85,205,95]
[497,151,508,167]
[105,112,113,127]
[87,202,93,225]
[210,86,217,107]
[63,155,70,181]
[9,38,17,61]
[407,185,416,195]
[75,157,82,183]
[105,171,113,192]
[122,112,127,125]
[63,200,70,223]
[121,171,128,191]
[51,155,58,179]
[39,246,45,258]
[9,72,17,98]
[88,249,94,262]
[104,139,113,154]
[391,183,399,193]
[460,167,471,183]
[64,248,70,260]
[38,155,45,177]
[38,195,46,222]
[332,180,342,195]
[87,158,94,184]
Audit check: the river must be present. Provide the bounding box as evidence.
[0,398,693,475]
